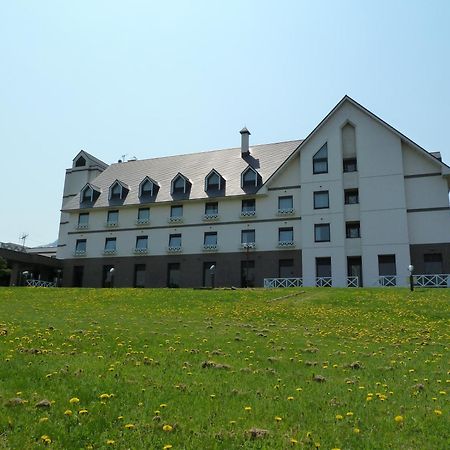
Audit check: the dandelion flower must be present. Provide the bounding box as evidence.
[69,397,80,404]
[163,445,172,450]
[162,424,173,432]
[287,396,294,401]
[434,409,442,416]
[335,414,343,420]
[394,415,404,423]
[244,406,252,411]
[124,423,135,429]
[160,403,167,408]
[64,409,72,416]
[106,439,115,445]
[78,409,88,415]
[99,393,110,400]
[353,427,360,434]
[229,420,236,425]
[41,435,52,445]
[39,417,48,423]
[275,416,282,422]
[290,438,298,444]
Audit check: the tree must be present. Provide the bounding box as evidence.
[0,256,11,282]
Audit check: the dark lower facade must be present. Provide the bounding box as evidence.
[62,250,302,288]
[410,243,450,274]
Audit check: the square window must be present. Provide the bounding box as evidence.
[346,222,360,238]
[344,189,359,204]
[314,224,330,242]
[204,232,218,246]
[316,257,332,277]
[171,205,183,217]
[378,254,396,276]
[78,213,89,227]
[105,237,117,251]
[135,236,148,250]
[314,191,329,209]
[279,227,293,242]
[169,234,182,248]
[241,229,255,244]
[343,158,357,172]
[242,199,255,213]
[205,202,218,214]
[138,208,150,221]
[75,239,86,252]
[107,210,119,225]
[278,196,293,210]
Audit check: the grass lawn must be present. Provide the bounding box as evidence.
[0,287,448,449]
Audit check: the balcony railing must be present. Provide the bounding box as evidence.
[316,277,332,287]
[264,278,303,288]
[202,213,219,221]
[347,276,359,287]
[202,244,218,252]
[167,246,182,253]
[76,224,89,230]
[277,208,295,216]
[73,250,87,257]
[240,242,256,250]
[413,274,449,288]
[168,216,183,224]
[378,276,397,287]
[26,279,57,288]
[103,249,117,255]
[133,248,148,254]
[105,221,118,227]
[278,240,295,248]
[240,210,256,218]
[136,218,150,225]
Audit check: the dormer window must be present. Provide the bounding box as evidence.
[171,173,190,195]
[139,177,159,198]
[109,180,128,201]
[241,166,260,189]
[313,143,328,174]
[80,183,100,204]
[205,170,225,192]
[75,156,86,167]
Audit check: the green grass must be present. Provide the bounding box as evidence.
[0,287,448,449]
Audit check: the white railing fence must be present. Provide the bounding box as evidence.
[347,276,359,287]
[378,276,397,287]
[316,277,332,287]
[413,274,450,288]
[264,278,303,288]
[26,279,57,288]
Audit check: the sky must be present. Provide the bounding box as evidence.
[1,0,449,247]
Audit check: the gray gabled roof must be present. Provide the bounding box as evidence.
[64,140,302,211]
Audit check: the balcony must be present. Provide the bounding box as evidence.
[73,250,87,257]
[202,214,219,222]
[105,221,118,228]
[277,240,295,248]
[240,242,256,250]
[168,216,183,224]
[277,208,295,216]
[75,224,89,230]
[202,244,218,252]
[103,249,117,255]
[135,218,150,226]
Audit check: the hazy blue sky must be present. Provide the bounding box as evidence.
[1,0,449,246]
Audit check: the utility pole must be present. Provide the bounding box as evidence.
[19,233,28,251]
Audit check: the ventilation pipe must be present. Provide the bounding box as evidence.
[240,127,251,157]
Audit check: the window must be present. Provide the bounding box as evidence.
[316,257,331,277]
[205,202,218,215]
[170,205,183,218]
[205,170,223,191]
[314,223,330,242]
[346,222,360,238]
[137,208,150,223]
[134,264,146,288]
[242,167,259,188]
[104,237,117,252]
[278,196,293,211]
[75,156,86,167]
[343,158,357,172]
[241,260,255,287]
[110,183,122,200]
[279,227,294,243]
[204,232,218,246]
[172,174,189,194]
[167,263,181,288]
[344,189,359,205]
[73,266,84,287]
[241,199,256,214]
[314,191,329,209]
[313,143,328,174]
[75,239,86,253]
[81,186,93,202]
[78,213,89,228]
[378,255,396,275]
[279,259,294,278]
[135,235,148,251]
[241,229,255,244]
[107,210,119,226]
[169,234,182,248]
[424,253,443,274]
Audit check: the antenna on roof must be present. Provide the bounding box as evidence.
[19,232,28,251]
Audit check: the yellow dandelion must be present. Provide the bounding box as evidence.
[244,406,252,411]
[124,423,135,429]
[434,409,442,416]
[39,417,49,423]
[353,427,360,434]
[275,416,282,422]
[162,424,173,432]
[335,414,344,420]
[229,420,236,425]
[78,409,88,415]
[346,411,354,416]
[394,415,404,423]
[287,396,294,401]
[106,439,115,445]
[41,435,52,445]
[99,393,110,400]
[160,403,167,408]
[69,397,80,404]
[163,445,172,450]
[290,438,298,444]
[314,443,320,449]
[154,410,160,415]
[64,410,72,416]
